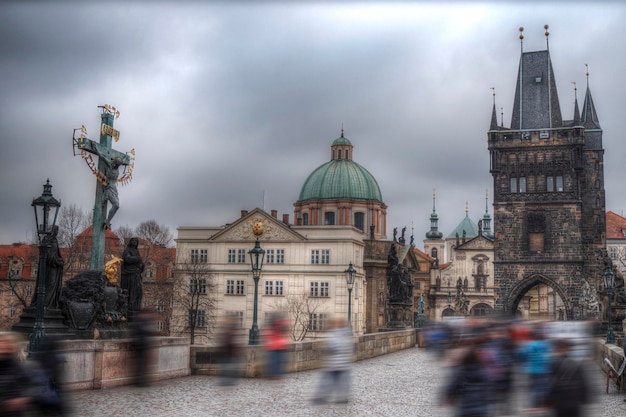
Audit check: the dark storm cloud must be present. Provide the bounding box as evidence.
[2,2,626,246]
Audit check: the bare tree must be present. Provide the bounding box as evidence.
[171,250,216,345]
[135,219,173,248]
[270,292,327,341]
[56,204,92,275]
[114,224,135,247]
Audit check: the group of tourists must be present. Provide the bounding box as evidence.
[436,319,592,417]
[216,313,355,403]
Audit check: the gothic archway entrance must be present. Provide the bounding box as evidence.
[505,275,569,320]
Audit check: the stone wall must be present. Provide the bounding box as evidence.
[61,337,189,391]
[191,328,417,377]
[596,339,625,393]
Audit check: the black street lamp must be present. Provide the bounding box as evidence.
[345,263,356,329]
[248,222,265,345]
[30,179,61,353]
[603,263,616,344]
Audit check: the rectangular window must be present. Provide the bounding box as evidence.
[265,249,285,264]
[310,281,329,297]
[265,280,284,296]
[228,249,247,263]
[276,249,284,264]
[311,250,320,264]
[610,247,618,260]
[266,250,275,264]
[156,300,165,312]
[156,321,164,332]
[225,311,244,327]
[510,177,517,193]
[324,212,335,225]
[236,280,245,295]
[302,213,309,225]
[519,177,527,193]
[309,313,328,332]
[556,176,563,192]
[190,278,207,294]
[226,279,245,295]
[547,176,554,192]
[189,309,206,327]
[191,249,200,263]
[321,249,330,264]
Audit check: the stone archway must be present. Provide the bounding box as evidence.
[505,275,570,319]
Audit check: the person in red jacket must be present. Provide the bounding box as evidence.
[263,314,290,379]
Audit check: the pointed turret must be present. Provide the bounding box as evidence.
[573,90,581,126]
[426,190,443,240]
[581,74,601,129]
[510,28,563,130]
[489,88,498,130]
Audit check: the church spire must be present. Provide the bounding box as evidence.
[572,81,581,126]
[581,64,601,129]
[489,87,498,130]
[482,189,493,238]
[426,189,443,240]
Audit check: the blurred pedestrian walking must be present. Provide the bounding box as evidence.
[311,317,354,405]
[0,332,32,417]
[217,314,241,386]
[263,313,290,380]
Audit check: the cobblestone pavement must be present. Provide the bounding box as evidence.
[67,347,625,417]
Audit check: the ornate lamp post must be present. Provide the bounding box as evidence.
[603,262,616,344]
[248,222,265,345]
[345,263,356,329]
[30,179,61,353]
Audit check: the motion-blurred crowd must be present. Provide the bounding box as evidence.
[425,318,597,417]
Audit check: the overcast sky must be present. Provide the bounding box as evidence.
[2,1,626,247]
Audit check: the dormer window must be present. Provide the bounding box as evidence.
[535,76,542,83]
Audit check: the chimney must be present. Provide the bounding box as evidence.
[241,210,248,218]
[271,210,278,219]
[282,214,289,225]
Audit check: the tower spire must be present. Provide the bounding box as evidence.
[482,189,492,237]
[489,87,498,130]
[582,64,601,129]
[426,188,443,240]
[572,81,581,125]
[544,24,550,51]
[519,26,524,53]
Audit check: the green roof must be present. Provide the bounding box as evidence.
[331,136,352,146]
[297,159,383,203]
[446,215,479,239]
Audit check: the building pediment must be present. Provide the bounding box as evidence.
[211,208,306,242]
[456,235,494,251]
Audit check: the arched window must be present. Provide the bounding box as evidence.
[354,212,364,231]
[302,213,309,225]
[431,247,438,259]
[471,303,492,316]
[345,149,349,159]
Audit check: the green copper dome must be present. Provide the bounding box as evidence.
[297,160,383,202]
[297,133,383,203]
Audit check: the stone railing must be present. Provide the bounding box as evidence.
[191,328,417,377]
[595,338,625,392]
[61,337,190,391]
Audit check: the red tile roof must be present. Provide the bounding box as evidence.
[606,211,626,239]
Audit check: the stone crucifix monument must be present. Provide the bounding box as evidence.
[73,104,135,271]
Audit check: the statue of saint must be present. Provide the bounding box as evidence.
[31,225,64,309]
[121,237,145,315]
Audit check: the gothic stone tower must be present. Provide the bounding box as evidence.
[488,28,606,319]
